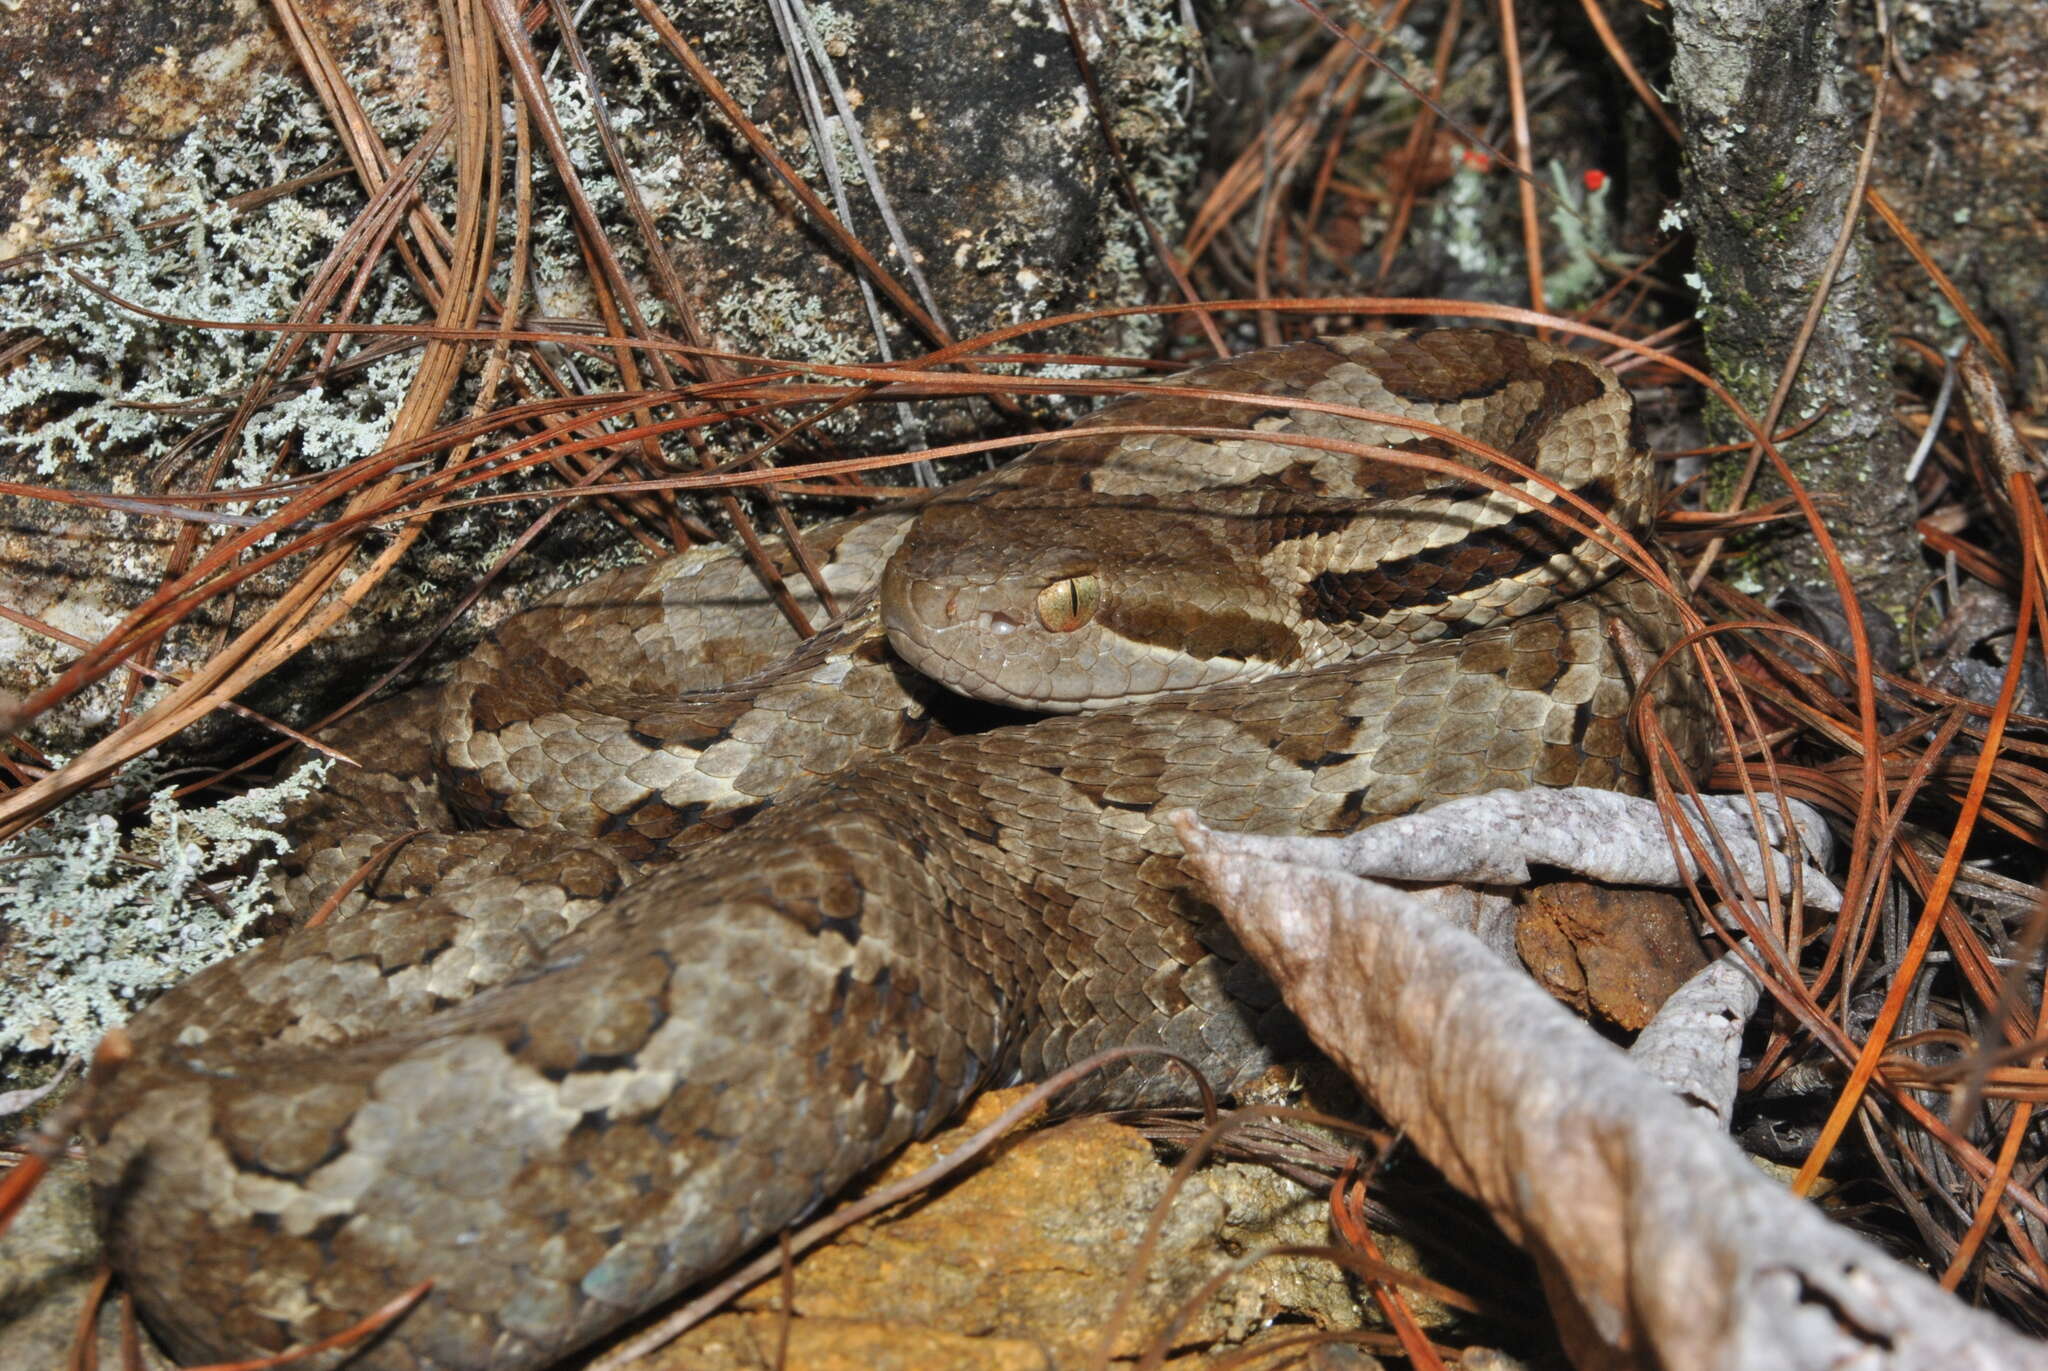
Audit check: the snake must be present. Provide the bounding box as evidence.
[84,328,1708,1371]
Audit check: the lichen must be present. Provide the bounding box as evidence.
[1544,161,1637,310]
[1429,157,1498,274]
[804,3,862,54]
[709,273,876,438]
[0,757,329,1061]
[0,75,419,486]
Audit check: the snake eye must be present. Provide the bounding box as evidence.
[1034,574,1101,633]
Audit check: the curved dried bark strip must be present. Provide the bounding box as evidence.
[1176,815,2048,1370]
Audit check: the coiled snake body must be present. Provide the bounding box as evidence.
[87,330,1705,1370]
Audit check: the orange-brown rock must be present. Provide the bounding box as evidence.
[651,1088,1369,1370]
[1515,880,1710,1031]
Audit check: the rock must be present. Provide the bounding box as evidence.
[1514,880,1711,1032]
[650,1314,1052,1371]
[650,1087,1370,1369]
[0,1158,138,1369]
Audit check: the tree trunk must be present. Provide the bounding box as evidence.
[1667,0,1917,622]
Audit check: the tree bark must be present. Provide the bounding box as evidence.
[1667,0,1918,621]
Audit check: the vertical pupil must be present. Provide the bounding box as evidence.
[1035,575,1099,633]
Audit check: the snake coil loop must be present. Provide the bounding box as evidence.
[89,329,1705,1371]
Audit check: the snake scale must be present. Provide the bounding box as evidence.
[86,329,1708,1371]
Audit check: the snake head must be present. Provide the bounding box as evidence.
[879,487,1305,712]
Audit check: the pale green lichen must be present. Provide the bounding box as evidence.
[712,273,871,384]
[0,78,432,1068]
[1429,157,1497,274]
[0,759,329,1060]
[1544,161,1637,310]
[804,3,860,50]
[0,75,420,488]
[1097,1,1203,241]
